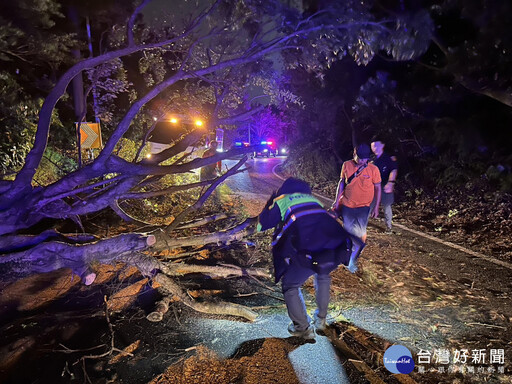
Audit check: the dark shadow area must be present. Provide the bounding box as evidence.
[229,336,315,360]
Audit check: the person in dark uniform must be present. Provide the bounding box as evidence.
[370,139,398,232]
[257,177,364,339]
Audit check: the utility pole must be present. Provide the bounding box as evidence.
[86,16,100,125]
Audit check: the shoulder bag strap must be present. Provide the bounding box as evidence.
[345,163,368,186]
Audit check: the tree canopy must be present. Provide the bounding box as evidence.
[2,0,510,317]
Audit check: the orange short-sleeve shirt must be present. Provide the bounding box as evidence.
[340,160,381,208]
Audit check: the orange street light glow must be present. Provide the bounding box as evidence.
[195,120,203,126]
[170,118,178,123]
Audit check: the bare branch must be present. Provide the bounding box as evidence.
[216,105,265,126]
[159,262,270,279]
[110,200,152,225]
[120,179,210,200]
[36,175,123,211]
[142,129,203,165]
[165,156,248,231]
[127,0,152,47]
[176,213,229,229]
[150,216,258,251]
[135,116,161,162]
[154,273,258,321]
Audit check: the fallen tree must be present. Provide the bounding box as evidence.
[0,0,431,320]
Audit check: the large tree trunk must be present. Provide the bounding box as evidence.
[0,214,265,321]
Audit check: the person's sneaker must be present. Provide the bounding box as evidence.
[346,257,358,273]
[346,238,364,273]
[287,322,315,339]
[313,311,328,333]
[385,227,393,234]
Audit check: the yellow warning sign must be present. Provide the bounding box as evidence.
[77,122,102,149]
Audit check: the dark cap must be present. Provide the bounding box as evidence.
[277,177,311,195]
[356,144,372,159]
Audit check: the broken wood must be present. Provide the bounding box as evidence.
[159,262,270,279]
[146,296,174,322]
[108,340,141,364]
[152,217,258,251]
[154,273,258,321]
[176,213,229,229]
[326,324,420,384]
[348,359,386,384]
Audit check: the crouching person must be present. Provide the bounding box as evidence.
[257,177,364,339]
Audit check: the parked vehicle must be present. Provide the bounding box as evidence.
[253,139,278,158]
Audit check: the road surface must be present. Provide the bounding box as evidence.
[196,156,512,383]
[200,156,352,383]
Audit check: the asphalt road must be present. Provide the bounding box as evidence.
[196,156,353,383]
[223,157,285,195]
[187,155,512,383]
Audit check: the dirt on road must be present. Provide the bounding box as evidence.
[1,179,511,384]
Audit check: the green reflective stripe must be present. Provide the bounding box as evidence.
[256,222,263,232]
[275,193,323,221]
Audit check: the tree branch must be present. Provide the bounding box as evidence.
[165,156,248,232]
[159,262,270,280]
[150,216,258,251]
[153,273,258,321]
[110,200,152,225]
[176,213,228,229]
[4,4,217,200]
[127,0,152,47]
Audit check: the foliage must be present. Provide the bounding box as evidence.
[351,71,426,154]
[0,0,78,174]
[0,73,39,174]
[114,137,143,162]
[85,58,132,124]
[247,106,296,143]
[283,140,339,184]
[0,0,455,239]
[33,147,77,186]
[276,0,512,195]
[428,1,512,107]
[283,1,433,75]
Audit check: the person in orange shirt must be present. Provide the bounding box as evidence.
[332,144,381,271]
